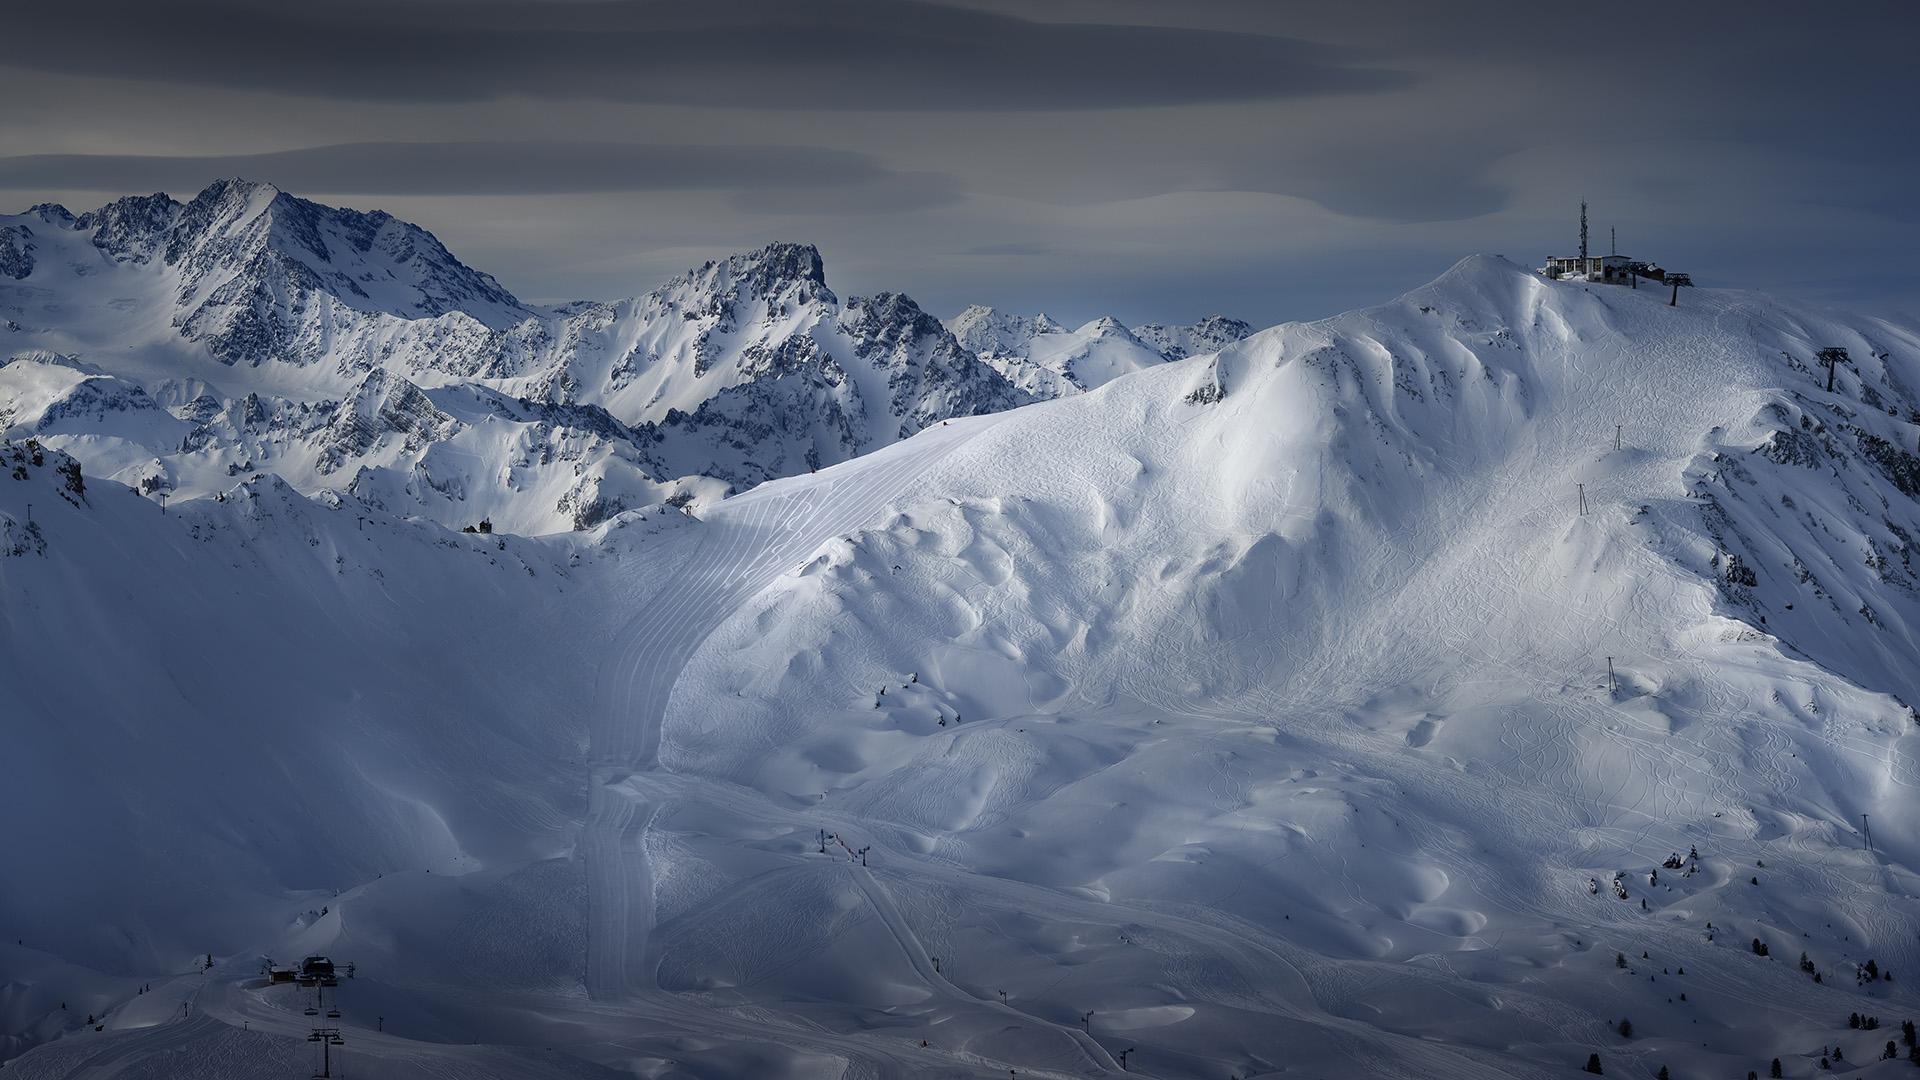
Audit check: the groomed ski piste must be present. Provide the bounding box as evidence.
[4,256,1919,1078]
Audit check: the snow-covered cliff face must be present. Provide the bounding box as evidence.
[0,184,1026,531]
[1132,312,1253,360]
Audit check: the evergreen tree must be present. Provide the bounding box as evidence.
[1771,1057,1782,1078]
[1657,1068,1670,1080]
[1584,1052,1604,1074]
[1619,1018,1633,1038]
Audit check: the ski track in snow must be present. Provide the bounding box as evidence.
[583,418,1012,1000]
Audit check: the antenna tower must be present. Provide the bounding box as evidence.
[1580,201,1589,261]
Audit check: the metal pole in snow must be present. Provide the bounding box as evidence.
[1607,657,1616,695]
[1862,814,1872,853]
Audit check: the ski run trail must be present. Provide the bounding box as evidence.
[5,256,1920,1079]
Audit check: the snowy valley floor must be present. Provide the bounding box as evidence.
[4,259,1920,1079]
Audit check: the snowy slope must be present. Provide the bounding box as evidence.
[6,257,1920,1079]
[635,258,1920,1078]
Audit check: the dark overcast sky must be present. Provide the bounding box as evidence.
[4,0,1915,326]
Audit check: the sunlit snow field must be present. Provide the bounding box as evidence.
[5,258,1919,1078]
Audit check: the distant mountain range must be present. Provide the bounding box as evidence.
[0,180,1248,532]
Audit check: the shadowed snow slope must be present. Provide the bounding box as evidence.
[5,256,1920,1079]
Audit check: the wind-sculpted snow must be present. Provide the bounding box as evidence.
[6,256,1920,1079]
[649,257,1920,1077]
[1,185,1025,533]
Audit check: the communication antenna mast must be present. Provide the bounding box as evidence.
[1580,201,1589,261]
[1611,227,1617,256]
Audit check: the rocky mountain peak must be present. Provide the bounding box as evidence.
[159,178,530,329]
[671,241,835,316]
[842,290,946,347]
[74,193,183,264]
[1131,313,1254,361]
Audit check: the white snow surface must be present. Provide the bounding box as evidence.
[4,256,1920,1079]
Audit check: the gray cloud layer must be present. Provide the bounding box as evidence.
[6,0,1406,110]
[0,142,960,212]
[1,1,1915,324]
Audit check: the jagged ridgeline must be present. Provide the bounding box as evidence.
[0,181,1247,535]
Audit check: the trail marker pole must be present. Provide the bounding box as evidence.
[1615,425,1623,451]
[1578,484,1589,516]
[1607,657,1616,695]
[1862,814,1873,854]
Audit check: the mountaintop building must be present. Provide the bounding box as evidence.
[1544,253,1636,283]
[1541,203,1663,285]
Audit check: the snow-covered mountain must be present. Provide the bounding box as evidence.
[1132,312,1254,360]
[948,304,1070,358]
[6,255,1920,1079]
[0,182,1027,532]
[952,306,1253,396]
